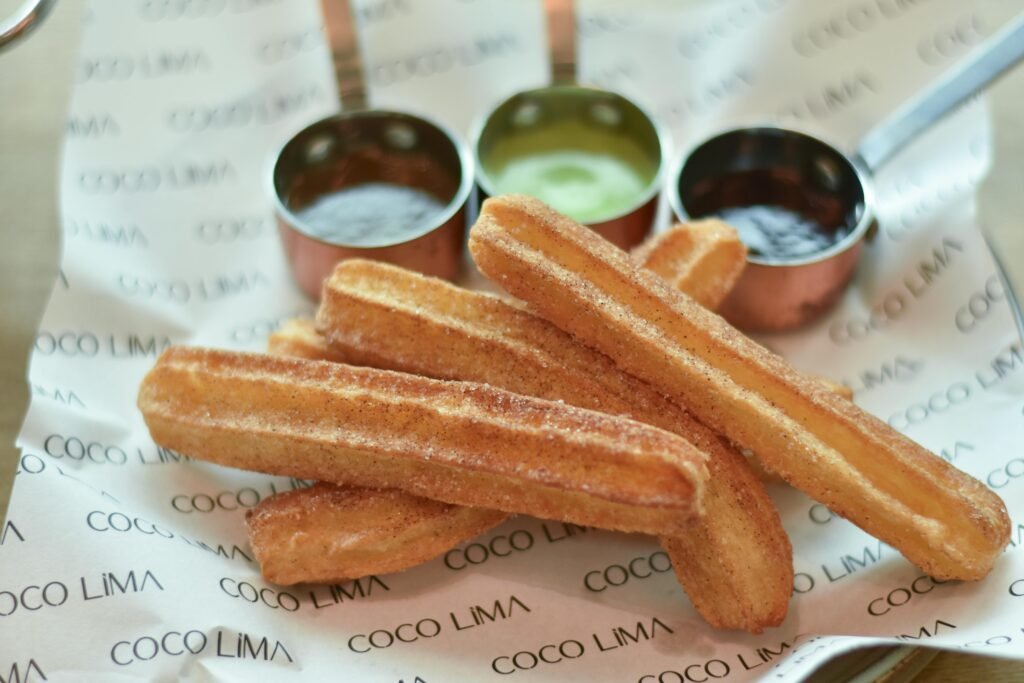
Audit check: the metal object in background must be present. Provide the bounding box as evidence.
[319,0,367,110]
[670,13,1024,332]
[671,125,875,331]
[271,110,472,300]
[270,1,473,298]
[474,0,665,251]
[0,0,56,52]
[545,0,575,83]
[806,646,939,683]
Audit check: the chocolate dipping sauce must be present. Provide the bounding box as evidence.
[284,147,457,248]
[293,184,447,247]
[687,168,854,262]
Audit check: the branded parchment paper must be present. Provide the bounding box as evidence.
[2,0,1023,680]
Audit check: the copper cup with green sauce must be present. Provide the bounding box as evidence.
[474,85,665,250]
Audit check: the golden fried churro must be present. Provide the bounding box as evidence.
[246,483,508,585]
[632,221,844,396]
[470,195,1010,581]
[138,347,707,536]
[316,259,792,632]
[260,324,511,584]
[815,376,854,401]
[754,374,852,484]
[317,260,687,420]
[632,220,747,310]
[267,318,351,363]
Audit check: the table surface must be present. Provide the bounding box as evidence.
[0,3,1021,681]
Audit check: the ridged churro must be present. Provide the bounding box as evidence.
[634,223,852,399]
[816,377,854,401]
[470,194,1010,581]
[261,320,511,585]
[138,347,707,537]
[246,483,508,585]
[632,220,747,310]
[267,318,350,362]
[314,259,792,632]
[634,224,847,399]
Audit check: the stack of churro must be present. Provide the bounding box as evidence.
[137,196,1010,634]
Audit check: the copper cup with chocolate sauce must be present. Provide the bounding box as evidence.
[271,111,472,299]
[670,127,874,332]
[271,0,475,300]
[669,14,1024,332]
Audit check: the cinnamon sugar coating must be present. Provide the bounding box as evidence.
[470,194,1010,581]
[138,347,707,537]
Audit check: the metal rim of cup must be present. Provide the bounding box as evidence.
[269,109,475,250]
[667,124,877,268]
[471,84,668,226]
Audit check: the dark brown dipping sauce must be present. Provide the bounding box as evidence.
[285,147,457,247]
[688,168,851,261]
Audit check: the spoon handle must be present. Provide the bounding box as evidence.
[546,0,577,83]
[0,0,56,53]
[319,0,368,111]
[856,13,1024,172]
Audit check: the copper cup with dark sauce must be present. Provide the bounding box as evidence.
[670,127,874,331]
[669,14,1024,332]
[271,0,474,300]
[271,111,472,299]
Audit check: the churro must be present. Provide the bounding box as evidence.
[632,220,747,310]
[315,259,792,632]
[261,320,510,585]
[815,376,854,401]
[634,224,849,398]
[267,318,351,362]
[138,347,707,537]
[246,483,508,585]
[469,194,1010,581]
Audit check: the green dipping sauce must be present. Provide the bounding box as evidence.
[481,120,658,224]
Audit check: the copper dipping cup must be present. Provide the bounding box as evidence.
[271,110,473,299]
[473,85,665,251]
[669,127,876,332]
[666,16,1024,332]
